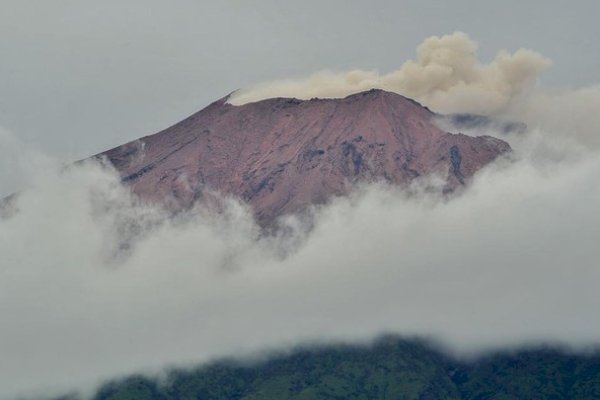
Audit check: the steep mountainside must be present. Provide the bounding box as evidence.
[98,89,510,223]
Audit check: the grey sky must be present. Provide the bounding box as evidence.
[0,0,598,161]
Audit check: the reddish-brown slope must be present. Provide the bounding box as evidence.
[98,89,510,223]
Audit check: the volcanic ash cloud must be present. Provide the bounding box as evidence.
[229,32,550,115]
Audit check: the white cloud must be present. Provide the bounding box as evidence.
[2,120,600,398]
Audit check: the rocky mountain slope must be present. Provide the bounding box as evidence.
[97,89,510,224]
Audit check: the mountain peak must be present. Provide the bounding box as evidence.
[227,88,430,112]
[98,90,510,224]
[347,87,405,99]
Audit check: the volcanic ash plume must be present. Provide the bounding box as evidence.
[229,32,550,115]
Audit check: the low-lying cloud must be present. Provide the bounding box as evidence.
[2,121,600,399]
[3,34,600,400]
[229,32,551,115]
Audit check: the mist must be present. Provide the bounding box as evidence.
[3,35,600,399]
[2,125,600,398]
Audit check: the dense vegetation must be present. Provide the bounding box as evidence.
[58,337,600,400]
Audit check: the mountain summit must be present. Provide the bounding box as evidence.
[98,89,510,223]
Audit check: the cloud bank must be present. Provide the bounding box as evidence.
[229,32,551,115]
[3,34,600,400]
[2,117,600,399]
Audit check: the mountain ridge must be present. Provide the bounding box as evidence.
[63,336,600,400]
[97,89,511,224]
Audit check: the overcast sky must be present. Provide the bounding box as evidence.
[1,0,599,160]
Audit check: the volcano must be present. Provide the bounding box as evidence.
[97,89,510,224]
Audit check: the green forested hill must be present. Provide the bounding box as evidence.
[60,337,600,400]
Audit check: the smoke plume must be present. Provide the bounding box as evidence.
[229,32,551,115]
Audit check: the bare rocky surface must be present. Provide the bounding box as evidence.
[96,89,511,224]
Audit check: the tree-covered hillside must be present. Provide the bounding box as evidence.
[58,337,600,400]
